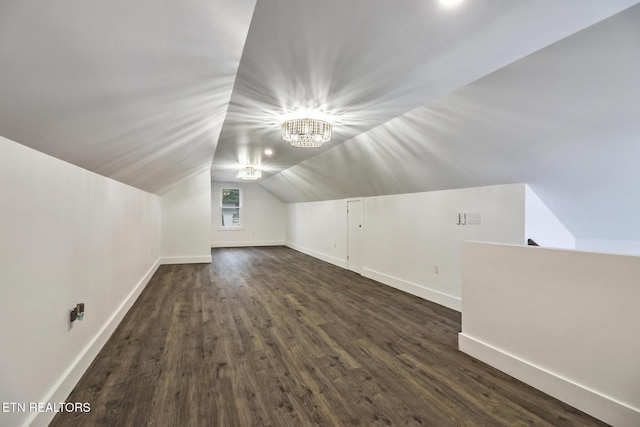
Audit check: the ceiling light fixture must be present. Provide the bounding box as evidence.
[264,148,273,155]
[281,118,332,148]
[237,165,262,180]
[439,0,464,8]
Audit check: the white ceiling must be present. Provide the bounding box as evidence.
[1,0,640,239]
[0,0,256,192]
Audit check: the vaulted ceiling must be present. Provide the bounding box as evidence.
[1,0,640,239]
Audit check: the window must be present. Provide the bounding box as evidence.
[221,188,241,228]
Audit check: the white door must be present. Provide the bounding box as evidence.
[347,200,363,274]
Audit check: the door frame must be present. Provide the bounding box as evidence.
[347,198,364,274]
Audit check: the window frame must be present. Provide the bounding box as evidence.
[220,187,243,230]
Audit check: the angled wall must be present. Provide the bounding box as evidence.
[0,136,161,427]
[524,184,575,249]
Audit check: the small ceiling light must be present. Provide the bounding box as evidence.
[439,0,464,7]
[281,118,332,148]
[264,148,273,155]
[237,165,262,180]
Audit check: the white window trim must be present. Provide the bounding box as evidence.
[220,187,243,230]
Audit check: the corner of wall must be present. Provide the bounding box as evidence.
[286,242,348,269]
[524,184,575,249]
[161,169,212,263]
[1,136,164,427]
[29,259,161,427]
[211,181,287,248]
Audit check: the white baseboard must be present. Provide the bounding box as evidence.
[286,242,347,269]
[283,245,460,311]
[29,259,161,427]
[458,333,640,427]
[211,240,285,248]
[160,255,212,264]
[362,267,461,311]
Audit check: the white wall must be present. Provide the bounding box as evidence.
[211,182,286,247]
[363,184,525,310]
[160,168,212,264]
[287,198,351,267]
[525,184,575,249]
[459,242,640,427]
[0,136,161,427]
[286,184,526,310]
[576,238,640,256]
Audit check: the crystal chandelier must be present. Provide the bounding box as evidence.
[237,165,262,180]
[281,118,332,147]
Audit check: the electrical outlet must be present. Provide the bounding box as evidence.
[435,264,440,274]
[70,303,85,325]
[76,303,85,321]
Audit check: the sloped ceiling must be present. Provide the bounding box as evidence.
[1,0,639,240]
[0,0,256,193]
[260,4,640,240]
[212,0,639,182]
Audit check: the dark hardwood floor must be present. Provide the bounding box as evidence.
[51,247,607,426]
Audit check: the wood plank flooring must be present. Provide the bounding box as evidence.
[51,247,608,426]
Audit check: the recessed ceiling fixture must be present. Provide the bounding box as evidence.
[439,0,464,8]
[281,118,332,148]
[237,165,262,180]
[264,148,273,155]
